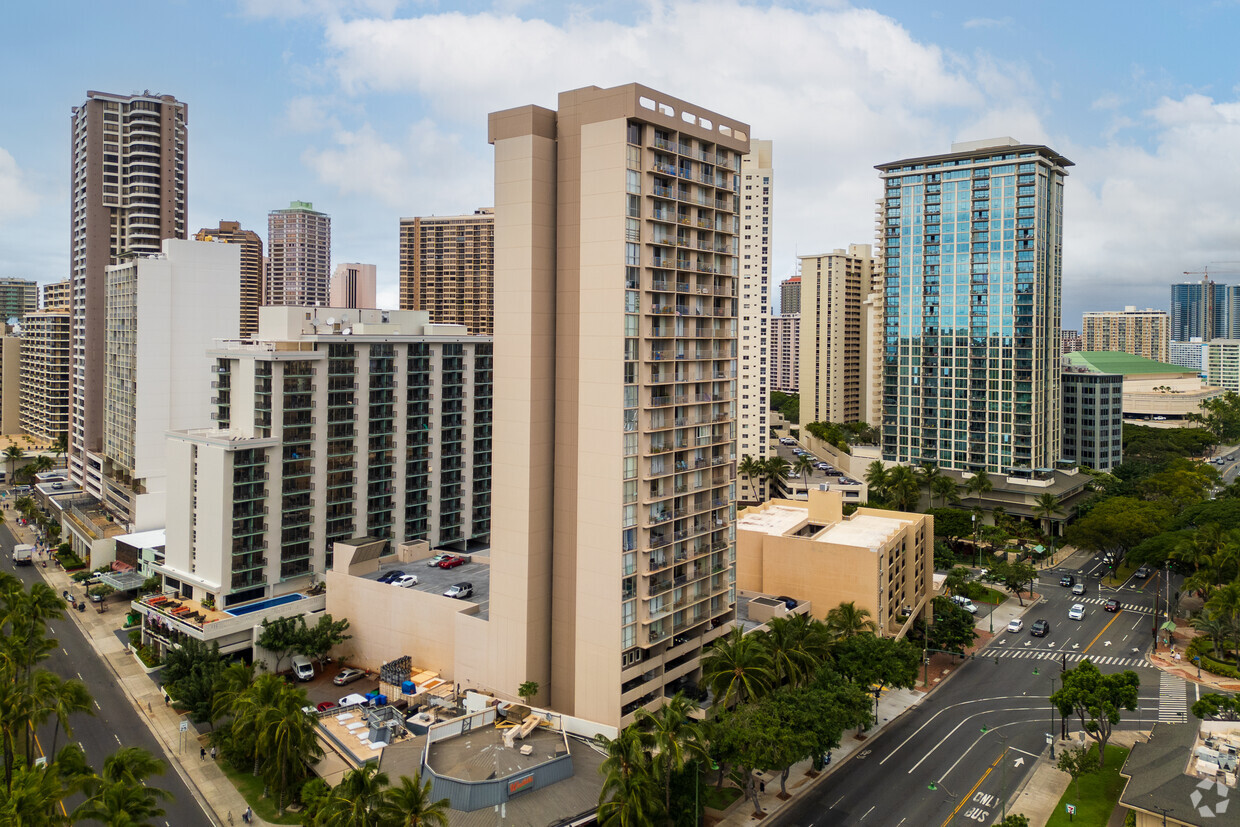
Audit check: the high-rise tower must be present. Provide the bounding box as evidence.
[737,141,771,502]
[265,201,331,307]
[877,138,1071,473]
[70,90,188,494]
[195,220,264,338]
[399,209,495,335]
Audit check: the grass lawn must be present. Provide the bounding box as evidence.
[1044,743,1130,827]
[1102,561,1137,588]
[218,759,304,825]
[701,783,742,811]
[973,586,1008,605]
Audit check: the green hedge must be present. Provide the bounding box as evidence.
[1186,638,1240,679]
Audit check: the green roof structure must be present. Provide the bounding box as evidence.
[1064,351,1196,377]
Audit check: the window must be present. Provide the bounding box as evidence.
[626,170,641,195]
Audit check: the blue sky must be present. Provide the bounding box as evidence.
[4,1,1240,323]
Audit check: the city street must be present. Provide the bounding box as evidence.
[769,550,1186,827]
[0,524,211,827]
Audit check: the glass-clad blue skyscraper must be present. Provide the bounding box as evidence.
[1169,279,1226,341]
[876,138,1072,474]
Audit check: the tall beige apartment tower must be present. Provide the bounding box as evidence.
[265,201,331,307]
[195,221,264,338]
[20,309,71,441]
[487,84,745,727]
[770,314,799,393]
[737,141,772,502]
[398,209,495,335]
[798,246,873,425]
[69,91,187,494]
[1082,307,1169,362]
[780,274,801,315]
[330,263,377,309]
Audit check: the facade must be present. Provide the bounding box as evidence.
[162,306,491,610]
[736,489,933,636]
[398,209,495,335]
[779,274,800,315]
[1082,307,1169,362]
[1168,338,1207,374]
[265,201,331,307]
[1170,278,1226,342]
[0,336,20,434]
[1223,285,1240,339]
[69,91,188,494]
[42,280,71,311]
[195,220,264,338]
[0,279,38,322]
[1207,339,1240,393]
[770,314,799,392]
[19,310,71,440]
[737,140,772,503]
[1060,328,1083,353]
[798,245,873,425]
[329,262,377,309]
[101,239,241,530]
[877,138,1069,473]
[486,84,745,727]
[1061,366,1123,472]
[1065,350,1221,428]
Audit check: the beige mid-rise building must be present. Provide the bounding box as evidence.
[485,84,747,727]
[737,140,771,502]
[1082,307,1169,362]
[19,310,71,441]
[329,262,377,309]
[265,201,331,307]
[195,221,264,339]
[770,314,799,393]
[399,209,495,335]
[799,245,874,425]
[42,280,71,311]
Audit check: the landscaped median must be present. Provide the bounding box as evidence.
[1044,744,1130,827]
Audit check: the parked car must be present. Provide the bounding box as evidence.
[1068,604,1086,621]
[776,595,798,610]
[392,574,419,588]
[1134,566,1151,579]
[292,655,314,681]
[1059,574,1075,587]
[1071,582,1086,596]
[426,554,452,567]
[816,462,830,471]
[1104,598,1121,613]
[316,700,339,713]
[951,595,977,614]
[1007,618,1023,633]
[1030,619,1050,637]
[376,570,405,584]
[333,668,366,686]
[438,555,466,569]
[779,437,796,446]
[338,692,369,707]
[444,582,473,599]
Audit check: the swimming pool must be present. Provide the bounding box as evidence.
[225,593,304,616]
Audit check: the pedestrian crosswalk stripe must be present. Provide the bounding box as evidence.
[984,648,1147,669]
[1158,671,1188,723]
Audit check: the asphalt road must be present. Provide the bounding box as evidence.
[0,524,211,827]
[769,550,1183,827]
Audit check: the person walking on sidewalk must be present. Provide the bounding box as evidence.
[210,746,217,761]
[200,746,206,761]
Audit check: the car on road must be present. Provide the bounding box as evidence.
[333,668,366,686]
[1068,604,1086,621]
[426,554,452,567]
[438,555,466,569]
[1030,619,1050,637]
[392,574,420,588]
[1059,574,1075,587]
[376,570,405,584]
[1104,598,1121,613]
[315,701,339,713]
[1134,565,1151,579]
[1007,618,1023,633]
[443,582,473,599]
[1072,582,1086,596]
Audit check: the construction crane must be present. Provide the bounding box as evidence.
[1180,263,1240,340]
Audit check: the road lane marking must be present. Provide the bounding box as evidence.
[859,805,875,821]
[1131,618,1143,630]
[936,717,1044,780]
[907,708,1042,774]
[114,734,121,745]
[941,753,1001,827]
[1082,612,1122,655]
[62,648,68,656]
[878,696,1031,765]
[93,700,101,711]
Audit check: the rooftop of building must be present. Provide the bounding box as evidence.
[737,494,915,551]
[1120,721,1240,824]
[1065,350,1197,376]
[876,138,1074,171]
[818,514,905,551]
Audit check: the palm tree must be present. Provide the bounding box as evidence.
[39,676,93,764]
[825,601,878,640]
[738,455,765,503]
[595,727,658,827]
[1206,583,1240,659]
[1032,492,1062,555]
[864,461,889,503]
[27,455,54,479]
[700,627,773,707]
[377,773,450,827]
[3,760,71,826]
[792,454,816,500]
[257,686,323,814]
[72,781,169,826]
[763,456,791,494]
[318,762,389,826]
[761,613,827,687]
[52,434,67,468]
[228,673,287,776]
[1173,524,1224,574]
[1193,610,1229,661]
[886,465,921,512]
[918,462,942,503]
[930,474,959,509]
[2,446,22,485]
[963,469,993,512]
[634,692,706,817]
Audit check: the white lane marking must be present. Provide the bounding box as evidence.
[62,648,68,656]
[76,673,83,681]
[935,717,1044,782]
[831,795,845,808]
[878,696,1032,765]
[1132,618,1143,630]
[859,805,875,821]
[113,734,121,745]
[907,707,1043,775]
[93,700,101,711]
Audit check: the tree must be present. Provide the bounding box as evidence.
[258,684,324,814]
[990,559,1037,607]
[595,727,658,827]
[1192,692,1240,721]
[825,601,878,640]
[315,762,389,827]
[711,692,810,815]
[1191,611,1229,661]
[257,615,304,674]
[925,508,972,541]
[831,634,920,700]
[52,433,67,466]
[701,627,774,707]
[2,446,22,484]
[1057,744,1099,806]
[296,613,352,669]
[378,773,450,827]
[517,681,539,705]
[886,465,921,512]
[74,746,172,826]
[1064,497,1171,565]
[926,597,979,657]
[792,454,816,500]
[1032,492,1062,544]
[37,675,92,763]
[943,567,972,597]
[738,455,765,502]
[761,613,830,688]
[634,692,705,817]
[864,461,889,504]
[1051,660,1139,767]
[930,475,959,509]
[996,815,1030,827]
[763,456,791,492]
[963,469,993,510]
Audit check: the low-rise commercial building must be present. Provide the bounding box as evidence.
[1065,350,1223,428]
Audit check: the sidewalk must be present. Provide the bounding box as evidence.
[8,511,260,826]
[1006,729,1145,826]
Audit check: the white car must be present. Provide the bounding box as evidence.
[338,693,369,708]
[1068,604,1086,621]
[1007,618,1023,633]
[392,574,419,588]
[426,554,451,567]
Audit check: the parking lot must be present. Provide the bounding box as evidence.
[771,439,864,493]
[364,555,491,619]
[294,662,382,707]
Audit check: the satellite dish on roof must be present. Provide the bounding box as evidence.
[308,318,321,328]
[341,328,352,335]
[340,313,350,324]
[326,317,336,326]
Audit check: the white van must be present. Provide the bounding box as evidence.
[951,595,978,614]
[292,655,314,682]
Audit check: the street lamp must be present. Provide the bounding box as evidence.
[972,513,978,566]
[981,726,1010,821]
[927,779,959,823]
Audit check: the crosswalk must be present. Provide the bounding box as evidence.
[986,648,1147,669]
[1159,671,1189,723]
[1065,596,1153,614]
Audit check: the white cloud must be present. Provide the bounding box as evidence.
[0,148,39,223]
[285,95,342,133]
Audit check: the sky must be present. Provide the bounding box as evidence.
[3,1,1240,324]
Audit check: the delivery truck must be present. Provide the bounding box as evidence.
[12,545,34,566]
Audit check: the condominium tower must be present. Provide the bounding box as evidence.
[0,279,38,322]
[780,274,800,315]
[265,201,331,307]
[487,84,744,727]
[42,280,71,311]
[877,138,1070,473]
[195,221,264,338]
[19,309,71,441]
[330,263,377,309]
[737,140,771,502]
[799,246,873,425]
[69,90,188,493]
[770,314,799,393]
[1170,277,1226,342]
[398,209,495,335]
[1082,307,1169,362]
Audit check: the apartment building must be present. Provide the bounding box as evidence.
[779,274,800,315]
[19,309,71,440]
[1061,366,1124,472]
[161,306,491,609]
[0,279,38,322]
[878,138,1070,473]
[398,209,495,335]
[0,336,19,434]
[737,140,771,503]
[69,91,188,495]
[1207,339,1240,393]
[799,246,873,426]
[195,221,264,339]
[1060,328,1083,354]
[265,201,331,307]
[42,280,71,311]
[1082,307,1169,362]
[1168,338,1207,374]
[770,314,799,393]
[486,84,745,727]
[330,263,377,310]
[1171,277,1226,342]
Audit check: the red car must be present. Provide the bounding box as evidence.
[315,701,339,713]
[438,555,466,569]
